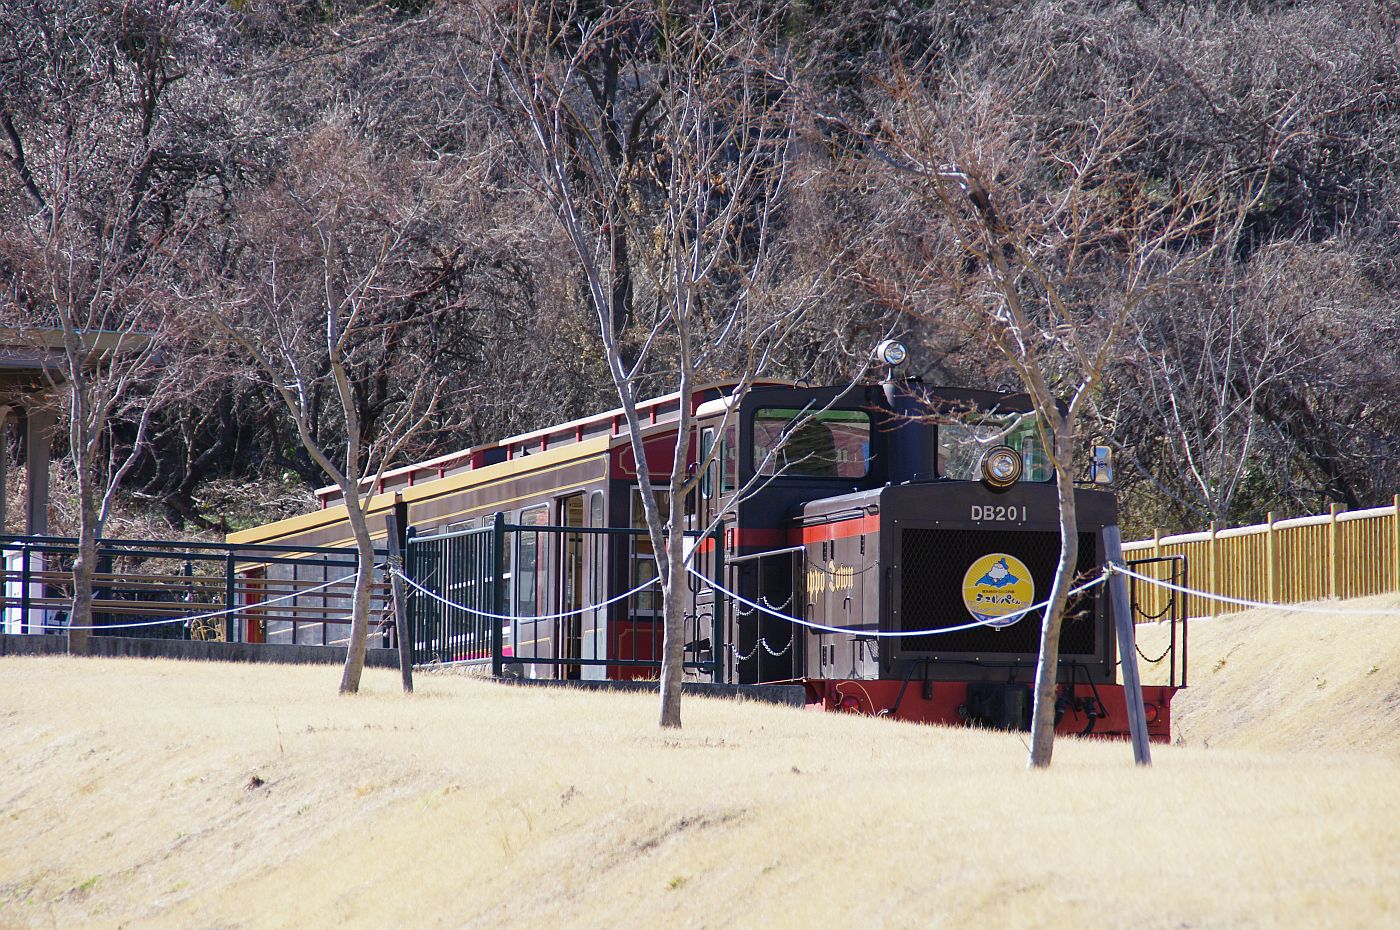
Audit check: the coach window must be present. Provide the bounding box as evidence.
[753,408,872,479]
[630,490,667,617]
[495,512,513,653]
[559,494,586,622]
[588,491,605,624]
[515,505,549,615]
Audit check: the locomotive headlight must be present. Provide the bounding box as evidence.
[980,445,1023,489]
[875,339,908,367]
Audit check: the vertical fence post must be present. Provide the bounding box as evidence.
[384,513,413,694]
[1151,529,1163,619]
[1328,503,1343,600]
[1104,526,1151,766]
[1393,494,1400,595]
[491,511,506,679]
[1207,521,1219,618]
[711,520,725,684]
[1265,512,1278,604]
[20,543,31,634]
[224,550,236,642]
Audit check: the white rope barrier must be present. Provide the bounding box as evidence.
[1110,563,1400,616]
[17,570,363,632]
[688,564,1109,638]
[395,558,1106,637]
[392,567,659,622]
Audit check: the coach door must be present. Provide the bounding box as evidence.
[581,491,607,680]
[557,494,586,680]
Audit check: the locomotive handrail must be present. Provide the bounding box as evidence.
[726,545,805,563]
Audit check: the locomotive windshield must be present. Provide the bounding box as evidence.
[753,408,872,478]
[937,413,1052,481]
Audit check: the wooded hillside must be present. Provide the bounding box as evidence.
[3,0,1396,537]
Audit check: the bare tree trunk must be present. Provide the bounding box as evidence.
[338,498,377,694]
[1027,430,1079,768]
[657,327,697,728]
[67,474,97,655]
[66,373,96,654]
[489,0,821,729]
[658,535,688,728]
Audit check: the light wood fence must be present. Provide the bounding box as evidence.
[1122,495,1400,620]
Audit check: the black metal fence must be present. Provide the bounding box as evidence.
[404,515,724,682]
[0,535,388,646]
[404,524,496,665]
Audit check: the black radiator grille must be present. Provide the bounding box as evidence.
[896,528,1100,657]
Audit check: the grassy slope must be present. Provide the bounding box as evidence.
[0,598,1397,930]
[1137,593,1400,758]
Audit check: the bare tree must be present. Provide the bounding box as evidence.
[210,118,470,693]
[851,63,1247,766]
[1114,240,1358,526]
[486,0,852,727]
[0,0,222,651]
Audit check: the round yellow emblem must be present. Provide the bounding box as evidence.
[961,553,1036,628]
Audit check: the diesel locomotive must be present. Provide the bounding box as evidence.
[692,375,1177,741]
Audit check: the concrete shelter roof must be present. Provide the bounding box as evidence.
[0,327,152,403]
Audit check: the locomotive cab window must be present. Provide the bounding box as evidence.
[937,414,1052,481]
[753,408,872,478]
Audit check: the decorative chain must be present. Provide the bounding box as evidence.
[1131,592,1176,621]
[760,636,793,657]
[1134,642,1173,664]
[733,592,795,618]
[726,636,793,660]
[728,641,760,662]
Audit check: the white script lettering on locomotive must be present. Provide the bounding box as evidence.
[970,505,1027,522]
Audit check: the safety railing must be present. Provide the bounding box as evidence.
[0,535,388,645]
[1124,555,1188,689]
[402,515,723,681]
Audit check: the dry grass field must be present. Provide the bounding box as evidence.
[2,597,1398,930]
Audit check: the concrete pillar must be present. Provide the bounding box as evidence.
[24,405,55,537]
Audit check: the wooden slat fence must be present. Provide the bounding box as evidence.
[1122,495,1400,620]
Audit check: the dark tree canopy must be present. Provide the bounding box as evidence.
[0,0,1394,539]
